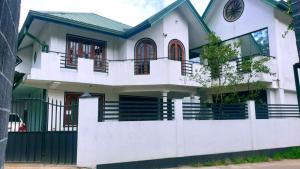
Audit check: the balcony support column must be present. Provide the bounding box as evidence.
[162,91,169,121]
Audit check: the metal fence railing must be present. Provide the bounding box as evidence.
[182,60,193,76]
[60,55,108,73]
[7,98,78,164]
[94,58,108,73]
[60,55,78,69]
[134,58,153,75]
[183,102,248,120]
[10,98,78,132]
[99,100,174,122]
[255,104,300,119]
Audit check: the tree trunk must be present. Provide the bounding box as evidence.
[292,0,300,59]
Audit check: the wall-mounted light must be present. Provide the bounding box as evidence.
[49,81,61,89]
[163,33,168,37]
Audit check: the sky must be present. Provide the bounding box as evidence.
[20,0,210,28]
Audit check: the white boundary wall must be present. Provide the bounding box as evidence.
[77,98,300,168]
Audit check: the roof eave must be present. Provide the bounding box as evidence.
[126,0,211,38]
[125,21,151,38]
[185,0,211,33]
[202,0,215,21]
[18,11,129,49]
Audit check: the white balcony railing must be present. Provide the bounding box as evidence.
[26,52,276,87]
[27,53,200,87]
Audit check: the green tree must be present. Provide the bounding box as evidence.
[190,33,273,104]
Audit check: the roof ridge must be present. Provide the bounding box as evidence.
[88,12,132,28]
[32,10,132,28]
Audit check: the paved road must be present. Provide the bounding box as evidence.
[175,160,300,169]
[4,163,78,169]
[5,160,300,169]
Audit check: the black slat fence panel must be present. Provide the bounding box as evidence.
[256,104,300,119]
[183,102,248,120]
[99,100,174,122]
[6,98,78,164]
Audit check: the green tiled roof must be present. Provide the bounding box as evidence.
[18,0,211,47]
[31,11,132,34]
[38,12,132,33]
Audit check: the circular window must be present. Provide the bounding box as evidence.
[223,0,244,22]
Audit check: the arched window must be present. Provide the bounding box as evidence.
[168,39,186,75]
[134,38,157,75]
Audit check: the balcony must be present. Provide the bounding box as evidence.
[193,55,277,87]
[27,52,200,87]
[60,54,108,73]
[25,52,276,88]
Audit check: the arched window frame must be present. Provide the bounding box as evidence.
[168,39,185,61]
[168,39,187,75]
[134,38,157,75]
[134,38,157,60]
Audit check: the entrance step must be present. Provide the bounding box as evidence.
[4,163,90,169]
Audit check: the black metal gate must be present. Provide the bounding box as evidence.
[5,98,78,164]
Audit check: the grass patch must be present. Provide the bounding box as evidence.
[190,147,300,168]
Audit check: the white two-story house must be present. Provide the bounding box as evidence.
[14,0,298,111]
[7,0,300,167]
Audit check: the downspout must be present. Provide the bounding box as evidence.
[291,0,300,111]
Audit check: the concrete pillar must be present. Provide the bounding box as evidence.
[267,90,276,104]
[247,100,256,120]
[162,91,169,120]
[77,96,99,167]
[174,99,184,157]
[0,0,21,168]
[247,100,257,150]
[277,88,285,104]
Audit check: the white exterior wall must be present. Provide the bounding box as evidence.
[206,0,278,79]
[206,0,276,57]
[205,0,299,104]
[285,91,298,104]
[274,11,299,91]
[15,47,32,74]
[77,99,300,168]
[127,20,164,59]
[163,11,189,59]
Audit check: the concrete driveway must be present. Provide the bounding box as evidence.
[175,160,300,169]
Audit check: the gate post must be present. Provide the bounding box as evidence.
[77,95,99,167]
[174,99,184,157]
[247,100,257,150]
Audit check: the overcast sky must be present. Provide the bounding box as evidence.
[20,0,210,28]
